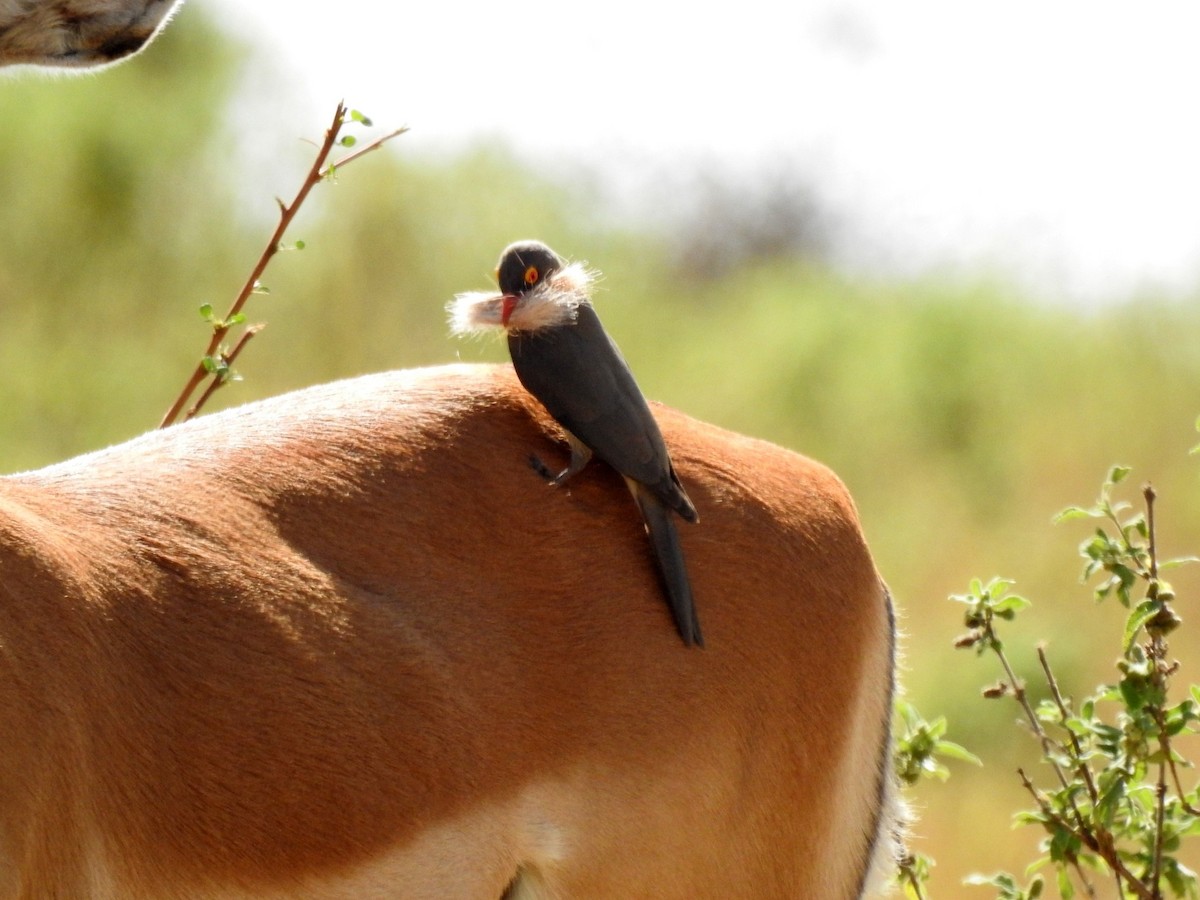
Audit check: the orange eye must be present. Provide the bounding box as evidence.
[523,266,540,286]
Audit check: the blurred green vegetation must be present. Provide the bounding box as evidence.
[2,5,1199,893]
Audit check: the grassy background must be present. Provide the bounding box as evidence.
[3,6,1199,892]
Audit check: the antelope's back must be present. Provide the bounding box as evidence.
[0,363,896,899]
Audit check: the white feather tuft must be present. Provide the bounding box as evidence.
[447,291,506,335]
[446,261,597,337]
[503,261,592,333]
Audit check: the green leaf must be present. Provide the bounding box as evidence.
[1164,699,1198,735]
[965,871,1043,900]
[933,739,983,766]
[1163,857,1198,896]
[1118,670,1160,712]
[1014,810,1049,827]
[1036,699,1062,724]
[1054,506,1092,523]
[1123,598,1160,653]
[1055,866,1074,899]
[199,303,214,321]
[1047,826,1081,864]
[1108,464,1132,485]
[349,108,373,126]
[1161,555,1200,570]
[201,354,228,376]
[993,594,1032,615]
[984,576,1016,597]
[1096,772,1127,827]
[1082,531,1111,561]
[340,135,357,147]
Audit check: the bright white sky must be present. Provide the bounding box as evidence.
[209,0,1200,304]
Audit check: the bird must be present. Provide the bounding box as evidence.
[449,240,703,647]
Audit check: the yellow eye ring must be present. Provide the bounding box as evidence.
[523,266,540,286]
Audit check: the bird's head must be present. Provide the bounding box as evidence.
[449,240,595,335]
[496,241,565,321]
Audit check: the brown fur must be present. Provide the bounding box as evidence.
[0,0,180,68]
[0,364,898,898]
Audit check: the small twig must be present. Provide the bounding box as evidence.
[1165,747,1200,817]
[1007,680,1155,897]
[979,619,1111,884]
[1071,858,1098,897]
[1152,769,1167,900]
[1144,484,1159,582]
[1016,770,1098,897]
[1141,484,1170,900]
[1009,638,1177,898]
[323,125,408,174]
[995,640,1111,892]
[159,102,405,427]
[992,641,1075,800]
[1139,549,1194,821]
[897,855,928,900]
[182,324,264,421]
[1038,645,1103,810]
[159,100,346,427]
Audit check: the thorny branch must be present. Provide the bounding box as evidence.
[159,102,407,427]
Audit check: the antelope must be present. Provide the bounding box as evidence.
[0,0,182,69]
[1,6,900,895]
[0,363,899,898]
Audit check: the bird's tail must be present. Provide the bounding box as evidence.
[629,480,704,648]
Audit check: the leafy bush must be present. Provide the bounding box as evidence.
[899,464,1200,898]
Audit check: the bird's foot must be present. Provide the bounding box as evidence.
[528,454,557,483]
[528,454,576,487]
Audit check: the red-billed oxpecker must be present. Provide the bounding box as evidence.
[450,240,703,647]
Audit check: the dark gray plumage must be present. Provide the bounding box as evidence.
[496,240,703,647]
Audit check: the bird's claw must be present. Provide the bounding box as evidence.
[529,454,575,486]
[528,454,556,482]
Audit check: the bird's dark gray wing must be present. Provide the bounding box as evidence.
[508,304,695,520]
